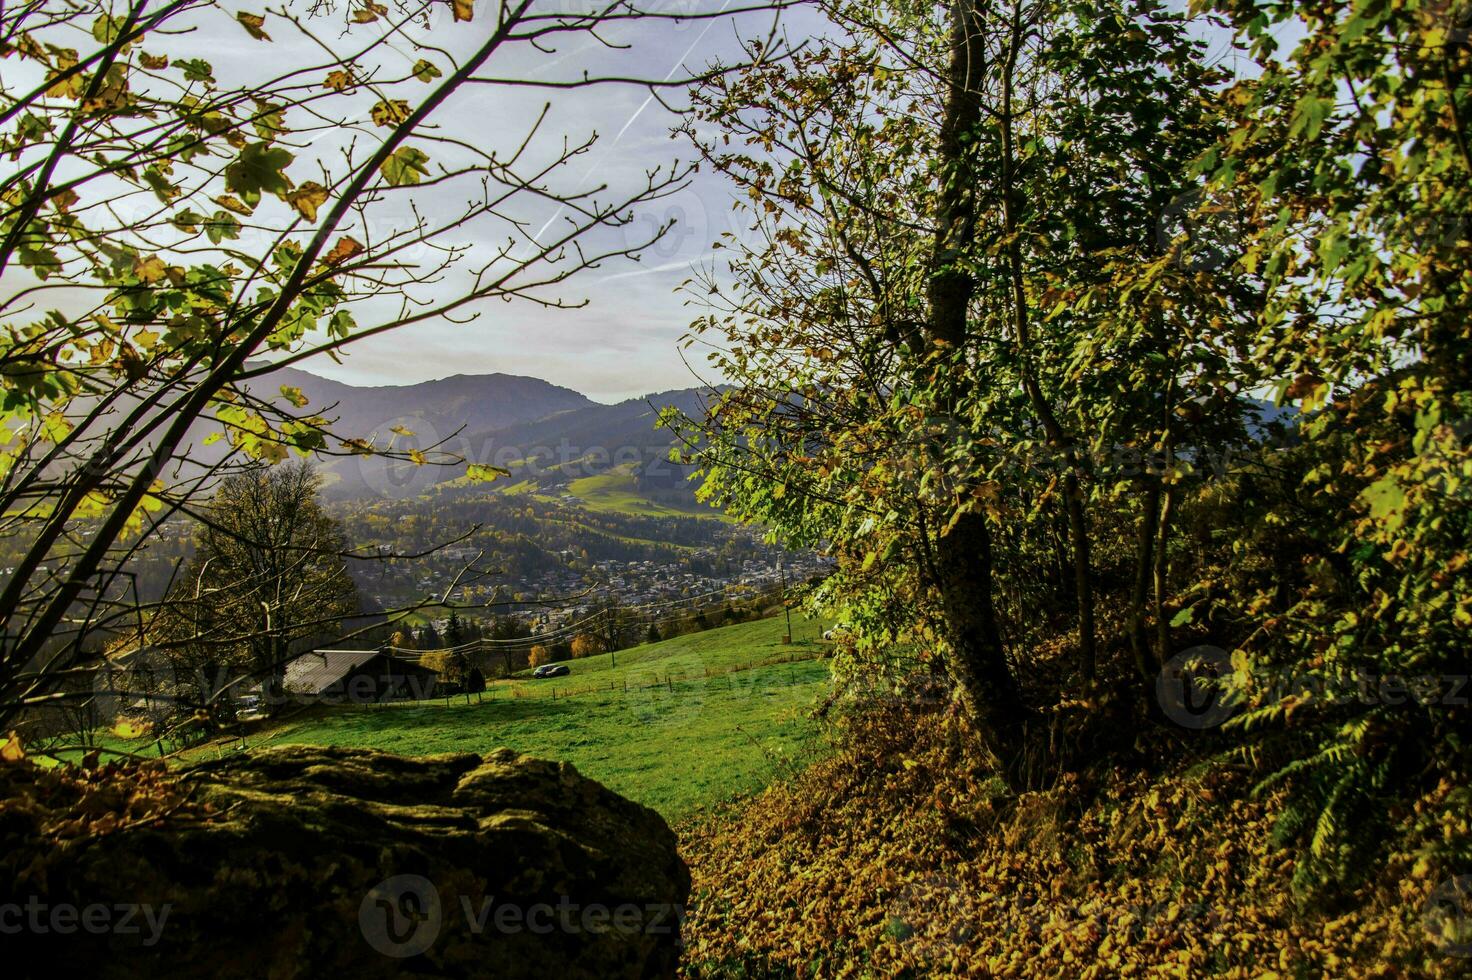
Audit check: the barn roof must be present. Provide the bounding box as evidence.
[284,650,380,695]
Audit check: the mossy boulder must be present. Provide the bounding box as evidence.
[1,744,688,978]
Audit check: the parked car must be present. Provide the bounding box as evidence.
[531,663,570,678]
[234,695,268,722]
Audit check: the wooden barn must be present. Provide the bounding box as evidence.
[284,650,437,703]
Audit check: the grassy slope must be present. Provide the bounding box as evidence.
[566,467,729,521]
[186,617,833,821]
[502,613,822,687]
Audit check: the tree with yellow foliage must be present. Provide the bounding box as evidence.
[570,635,604,659]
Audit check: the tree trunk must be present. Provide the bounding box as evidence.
[1129,482,1162,682]
[933,510,1030,766]
[923,0,1028,772]
[1154,486,1176,659]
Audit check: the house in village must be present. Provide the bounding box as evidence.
[283,649,437,704]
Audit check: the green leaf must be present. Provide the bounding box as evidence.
[328,309,356,339]
[380,146,431,186]
[175,58,214,84]
[204,210,241,244]
[171,209,205,231]
[1288,94,1332,141]
[91,14,125,44]
[1361,476,1407,532]
[225,141,294,198]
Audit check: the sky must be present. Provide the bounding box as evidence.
[282,0,1267,403]
[279,1,795,402]
[5,1,1278,404]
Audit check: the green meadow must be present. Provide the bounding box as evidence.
[149,616,833,821]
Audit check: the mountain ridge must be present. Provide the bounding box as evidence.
[244,364,712,502]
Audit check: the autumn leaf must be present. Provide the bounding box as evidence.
[236,12,271,41]
[279,385,308,408]
[412,59,443,83]
[323,69,355,92]
[370,98,412,128]
[352,0,387,23]
[322,235,364,266]
[138,52,169,70]
[213,194,254,215]
[467,463,510,482]
[45,49,85,99]
[453,0,474,21]
[285,181,329,222]
[133,254,166,283]
[1284,372,1324,403]
[0,732,24,763]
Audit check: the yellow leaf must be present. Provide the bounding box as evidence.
[370,98,411,128]
[237,12,271,40]
[0,731,24,762]
[133,254,166,283]
[285,181,329,221]
[352,0,387,23]
[453,0,474,21]
[467,463,510,482]
[213,193,254,215]
[323,69,355,92]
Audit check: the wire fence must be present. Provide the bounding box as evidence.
[364,643,830,710]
